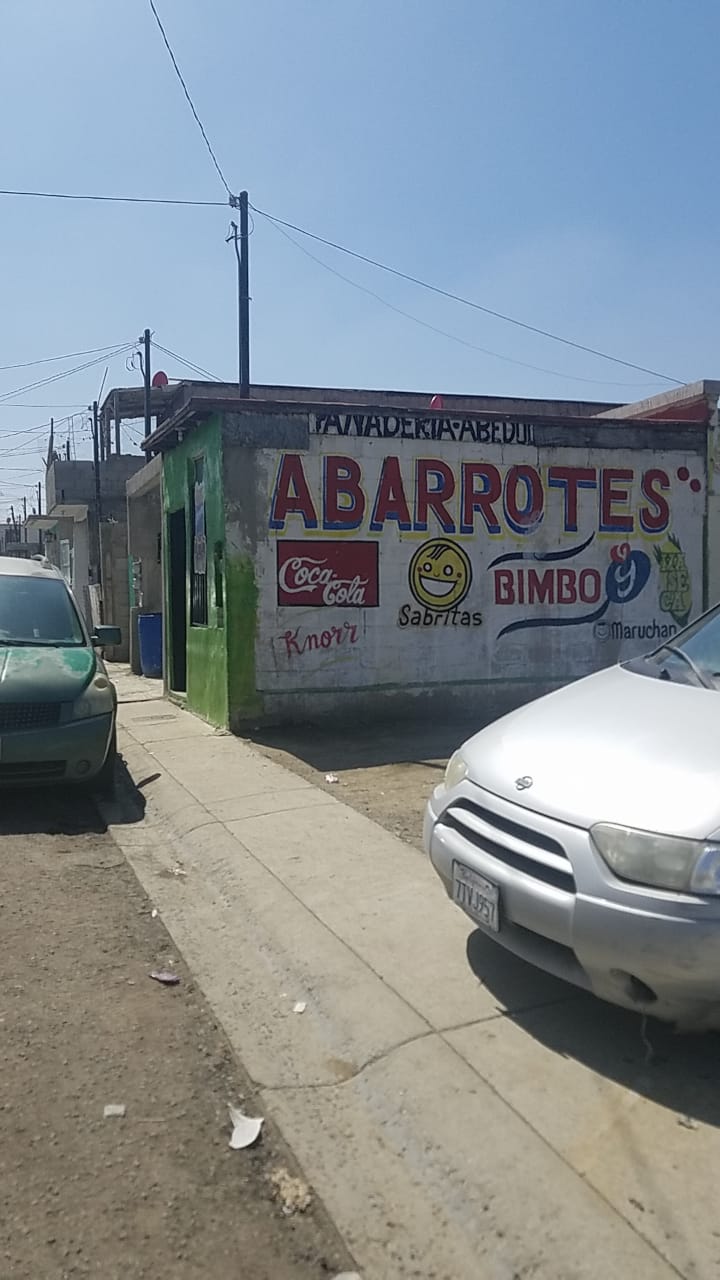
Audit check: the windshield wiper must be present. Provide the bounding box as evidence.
[656,644,714,690]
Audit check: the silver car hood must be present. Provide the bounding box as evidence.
[463,665,720,839]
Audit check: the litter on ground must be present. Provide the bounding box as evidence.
[268,1165,313,1215]
[292,1001,306,1014]
[228,1104,264,1150]
[103,1104,126,1119]
[324,773,339,784]
[149,970,180,986]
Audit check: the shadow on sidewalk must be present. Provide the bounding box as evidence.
[249,715,483,774]
[0,756,146,838]
[466,928,720,1129]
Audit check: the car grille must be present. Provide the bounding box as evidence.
[0,761,65,781]
[443,796,576,893]
[0,703,61,732]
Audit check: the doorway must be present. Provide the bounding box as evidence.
[167,508,187,693]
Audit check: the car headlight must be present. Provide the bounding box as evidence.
[591,822,720,895]
[444,750,469,790]
[71,676,115,721]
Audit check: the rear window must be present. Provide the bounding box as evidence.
[0,574,85,646]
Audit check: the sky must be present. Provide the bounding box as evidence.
[0,0,719,521]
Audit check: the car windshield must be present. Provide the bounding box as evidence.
[627,604,720,690]
[0,573,85,647]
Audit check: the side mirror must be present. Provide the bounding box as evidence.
[92,625,122,647]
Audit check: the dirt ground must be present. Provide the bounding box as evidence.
[0,781,354,1280]
[249,715,482,849]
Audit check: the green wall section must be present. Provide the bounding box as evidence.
[226,552,261,724]
[162,415,229,727]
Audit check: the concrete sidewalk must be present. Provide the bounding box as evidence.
[106,668,719,1280]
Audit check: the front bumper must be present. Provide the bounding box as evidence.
[0,713,114,786]
[425,781,720,1027]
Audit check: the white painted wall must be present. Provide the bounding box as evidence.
[251,418,706,715]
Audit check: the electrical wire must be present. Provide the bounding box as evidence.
[0,187,225,208]
[151,341,221,381]
[0,343,130,373]
[0,193,681,383]
[0,346,134,406]
[146,0,233,198]
[264,216,660,390]
[252,204,684,386]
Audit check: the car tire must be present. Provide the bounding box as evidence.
[92,729,117,797]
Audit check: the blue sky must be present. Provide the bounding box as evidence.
[0,0,718,518]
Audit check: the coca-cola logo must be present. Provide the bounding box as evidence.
[277,541,379,608]
[279,556,368,605]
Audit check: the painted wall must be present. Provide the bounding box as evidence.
[246,410,706,722]
[162,415,228,726]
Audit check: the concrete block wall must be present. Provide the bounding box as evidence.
[223,409,708,725]
[100,520,131,661]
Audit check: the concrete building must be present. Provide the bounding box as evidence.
[29,453,145,659]
[113,377,717,729]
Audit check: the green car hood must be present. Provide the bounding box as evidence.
[0,645,96,701]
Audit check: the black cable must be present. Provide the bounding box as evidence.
[252,205,684,386]
[264,217,658,390]
[0,189,683,384]
[0,188,225,207]
[0,346,134,405]
[0,343,130,373]
[146,0,233,198]
[151,341,221,381]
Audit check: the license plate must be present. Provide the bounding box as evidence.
[452,862,500,932]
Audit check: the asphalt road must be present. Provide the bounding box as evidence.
[0,782,352,1280]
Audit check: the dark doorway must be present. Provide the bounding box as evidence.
[167,508,187,693]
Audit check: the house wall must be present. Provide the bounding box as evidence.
[162,416,228,725]
[222,408,707,725]
[100,520,131,661]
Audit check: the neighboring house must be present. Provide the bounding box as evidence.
[111,377,719,729]
[29,455,145,660]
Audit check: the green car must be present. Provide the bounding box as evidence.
[0,555,120,791]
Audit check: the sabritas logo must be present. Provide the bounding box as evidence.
[277,541,379,608]
[408,539,472,612]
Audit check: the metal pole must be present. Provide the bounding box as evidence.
[239,191,250,396]
[91,401,104,614]
[143,328,152,440]
[114,390,121,455]
[37,482,41,516]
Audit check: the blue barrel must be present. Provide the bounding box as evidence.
[138,612,163,679]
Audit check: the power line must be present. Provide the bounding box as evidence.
[146,0,233,199]
[0,343,130,373]
[151,341,221,381]
[0,346,134,406]
[0,191,682,383]
[0,187,225,208]
[264,216,659,390]
[252,205,684,386]
[0,402,88,409]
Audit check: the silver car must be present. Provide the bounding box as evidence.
[424,604,720,1029]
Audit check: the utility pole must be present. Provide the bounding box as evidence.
[22,495,27,540]
[91,401,104,615]
[227,192,250,395]
[114,389,121,456]
[37,482,42,516]
[143,328,152,440]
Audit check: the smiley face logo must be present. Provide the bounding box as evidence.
[409,539,472,611]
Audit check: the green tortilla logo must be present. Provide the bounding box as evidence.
[654,533,692,627]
